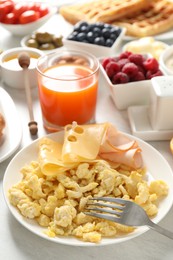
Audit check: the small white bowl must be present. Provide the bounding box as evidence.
[0,47,43,89]
[64,27,126,57]
[100,55,165,110]
[0,6,57,36]
[159,45,173,75]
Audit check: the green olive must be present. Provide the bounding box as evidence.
[52,35,63,47]
[35,32,53,44]
[39,43,55,50]
[26,39,39,48]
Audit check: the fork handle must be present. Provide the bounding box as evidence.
[148,220,173,240]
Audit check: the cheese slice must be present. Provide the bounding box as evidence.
[38,137,78,176]
[62,122,110,163]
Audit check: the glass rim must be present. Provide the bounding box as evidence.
[36,49,100,81]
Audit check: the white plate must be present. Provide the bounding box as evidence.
[3,130,173,246]
[128,105,173,141]
[0,87,22,163]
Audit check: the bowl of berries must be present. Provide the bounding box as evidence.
[64,21,126,57]
[0,1,57,36]
[100,51,164,110]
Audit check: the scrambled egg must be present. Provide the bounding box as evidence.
[8,160,168,243]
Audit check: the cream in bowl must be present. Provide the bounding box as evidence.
[123,37,168,60]
[0,47,43,89]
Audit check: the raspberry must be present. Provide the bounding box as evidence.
[122,62,139,78]
[143,57,159,73]
[102,58,114,69]
[129,54,143,66]
[132,71,145,81]
[146,69,163,79]
[119,51,132,59]
[105,61,120,78]
[112,72,129,84]
[117,58,129,69]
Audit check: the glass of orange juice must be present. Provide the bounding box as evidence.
[36,50,99,132]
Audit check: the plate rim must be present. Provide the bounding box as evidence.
[0,87,22,163]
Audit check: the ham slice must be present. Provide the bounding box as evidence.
[99,124,143,169]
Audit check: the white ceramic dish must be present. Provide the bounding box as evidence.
[0,6,57,36]
[159,45,173,75]
[100,56,165,110]
[0,87,22,163]
[127,105,173,141]
[3,131,173,246]
[0,47,43,89]
[64,27,126,58]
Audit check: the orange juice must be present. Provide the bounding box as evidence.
[38,63,98,131]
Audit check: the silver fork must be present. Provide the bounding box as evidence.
[84,197,173,240]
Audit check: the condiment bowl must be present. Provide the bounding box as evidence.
[0,47,43,89]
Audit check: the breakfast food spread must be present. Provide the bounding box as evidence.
[0,112,5,141]
[8,122,168,243]
[60,0,173,37]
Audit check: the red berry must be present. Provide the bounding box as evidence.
[117,58,129,69]
[122,62,139,78]
[133,71,145,81]
[106,61,120,78]
[102,58,113,69]
[143,57,159,73]
[146,69,163,79]
[112,72,129,84]
[119,51,132,59]
[129,54,143,66]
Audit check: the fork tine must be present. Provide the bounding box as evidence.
[87,206,122,216]
[84,211,122,223]
[87,201,124,210]
[91,197,126,205]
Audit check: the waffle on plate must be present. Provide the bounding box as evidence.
[60,0,173,37]
[112,0,173,37]
[59,0,150,24]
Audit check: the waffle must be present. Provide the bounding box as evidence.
[59,0,150,24]
[111,0,173,37]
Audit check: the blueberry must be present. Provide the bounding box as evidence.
[76,32,86,41]
[94,36,105,46]
[73,21,89,32]
[110,27,122,36]
[80,25,89,33]
[103,23,113,30]
[86,31,95,43]
[67,31,78,41]
[92,27,102,37]
[102,28,111,38]
[94,22,105,29]
[105,38,114,47]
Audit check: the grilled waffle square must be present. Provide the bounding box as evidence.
[59,0,150,24]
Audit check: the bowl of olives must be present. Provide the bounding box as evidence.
[64,21,126,57]
[21,31,64,52]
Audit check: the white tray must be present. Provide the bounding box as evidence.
[127,105,173,141]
